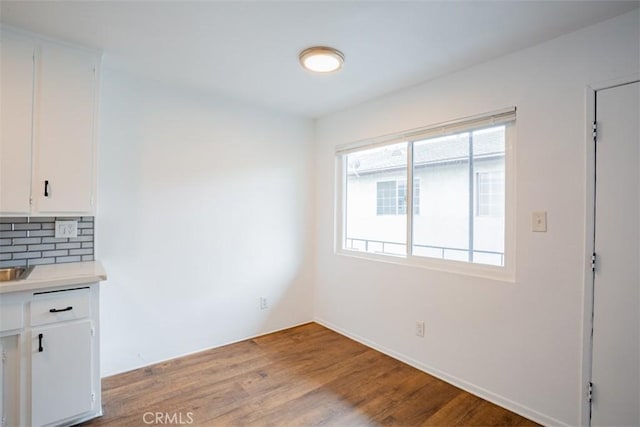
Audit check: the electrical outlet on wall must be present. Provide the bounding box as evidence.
[55,220,78,238]
[260,297,268,310]
[415,320,425,338]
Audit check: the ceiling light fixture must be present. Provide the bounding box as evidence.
[299,46,344,73]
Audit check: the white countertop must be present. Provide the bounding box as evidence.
[0,261,107,294]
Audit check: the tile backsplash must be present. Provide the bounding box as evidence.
[0,217,94,269]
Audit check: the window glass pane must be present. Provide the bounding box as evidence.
[345,142,407,256]
[411,126,505,266]
[412,132,470,261]
[473,126,505,266]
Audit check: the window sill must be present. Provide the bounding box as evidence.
[335,248,516,283]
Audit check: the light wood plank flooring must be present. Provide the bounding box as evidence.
[82,322,537,426]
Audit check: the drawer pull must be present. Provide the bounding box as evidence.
[49,306,73,313]
[38,333,44,352]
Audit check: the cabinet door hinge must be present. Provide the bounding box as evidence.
[588,381,594,402]
[29,196,33,206]
[90,327,95,337]
[593,121,598,142]
[91,392,96,403]
[1,349,6,363]
[591,253,597,272]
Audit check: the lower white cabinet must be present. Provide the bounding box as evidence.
[32,320,94,426]
[1,335,21,427]
[0,283,101,426]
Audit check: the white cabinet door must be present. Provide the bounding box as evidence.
[0,33,35,214]
[33,42,97,214]
[31,320,94,427]
[1,335,21,427]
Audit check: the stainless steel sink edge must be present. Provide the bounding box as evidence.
[0,266,35,282]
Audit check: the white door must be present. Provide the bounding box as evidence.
[31,320,94,427]
[591,81,640,426]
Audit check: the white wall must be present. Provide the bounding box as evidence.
[97,69,315,376]
[314,10,639,426]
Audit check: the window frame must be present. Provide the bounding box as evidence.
[398,179,420,216]
[334,108,516,282]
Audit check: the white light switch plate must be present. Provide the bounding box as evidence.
[532,211,547,232]
[55,220,78,238]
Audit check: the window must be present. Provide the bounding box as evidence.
[337,109,514,274]
[377,180,420,216]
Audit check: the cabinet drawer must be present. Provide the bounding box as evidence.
[31,288,90,326]
[0,301,23,332]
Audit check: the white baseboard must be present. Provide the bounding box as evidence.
[314,317,567,427]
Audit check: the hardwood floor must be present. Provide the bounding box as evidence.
[82,323,537,426]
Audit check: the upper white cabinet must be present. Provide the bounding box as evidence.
[0,28,100,216]
[34,42,98,214]
[0,32,35,215]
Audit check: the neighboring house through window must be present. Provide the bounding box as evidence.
[377,180,420,215]
[476,171,504,217]
[376,181,397,215]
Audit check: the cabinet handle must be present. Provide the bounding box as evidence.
[49,306,73,313]
[44,180,49,197]
[38,333,44,352]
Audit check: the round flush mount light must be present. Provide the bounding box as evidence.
[299,46,344,73]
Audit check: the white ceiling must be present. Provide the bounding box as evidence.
[1,1,637,118]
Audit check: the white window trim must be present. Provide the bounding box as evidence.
[334,109,517,282]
